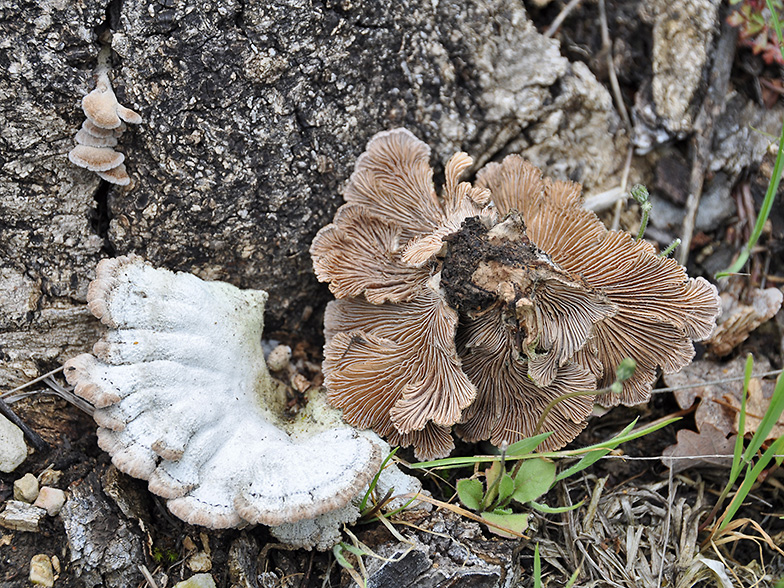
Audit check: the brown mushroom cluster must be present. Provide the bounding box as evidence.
[68,71,141,186]
[311,128,721,460]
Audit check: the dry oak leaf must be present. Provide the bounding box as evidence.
[662,423,737,474]
[666,355,776,438]
[726,377,784,441]
[706,286,783,357]
[312,128,720,460]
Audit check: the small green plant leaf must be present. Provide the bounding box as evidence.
[484,461,503,505]
[333,543,355,570]
[529,499,584,514]
[456,478,484,511]
[506,432,552,456]
[512,458,556,504]
[480,511,530,539]
[498,473,515,503]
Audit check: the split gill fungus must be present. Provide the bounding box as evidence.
[311,128,721,460]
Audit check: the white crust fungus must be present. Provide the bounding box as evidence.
[65,255,422,549]
[311,129,721,459]
[68,71,140,186]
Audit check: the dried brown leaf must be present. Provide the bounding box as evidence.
[725,377,784,441]
[706,287,783,357]
[661,423,736,473]
[665,356,773,436]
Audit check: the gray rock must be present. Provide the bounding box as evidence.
[651,0,721,135]
[633,0,721,150]
[60,472,144,588]
[0,500,47,532]
[1,0,624,384]
[362,510,520,588]
[649,172,735,234]
[710,94,784,176]
[0,413,28,472]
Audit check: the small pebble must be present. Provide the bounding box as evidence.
[173,573,217,588]
[14,473,39,503]
[29,554,54,587]
[0,415,28,473]
[187,551,212,572]
[0,500,46,532]
[266,344,292,372]
[33,487,66,516]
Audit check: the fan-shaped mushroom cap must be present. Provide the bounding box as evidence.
[455,308,597,449]
[311,128,489,304]
[96,163,130,186]
[64,256,422,548]
[75,127,119,148]
[476,155,721,405]
[82,72,142,129]
[313,129,720,459]
[81,119,118,138]
[68,145,125,172]
[441,214,617,388]
[323,289,476,460]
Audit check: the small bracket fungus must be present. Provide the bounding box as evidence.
[311,128,721,460]
[68,70,141,186]
[65,255,422,550]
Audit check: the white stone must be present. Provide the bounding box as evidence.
[0,414,27,473]
[186,551,212,573]
[14,472,39,503]
[29,554,54,587]
[33,487,66,516]
[173,573,217,588]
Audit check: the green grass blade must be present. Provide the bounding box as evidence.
[565,567,581,588]
[534,543,542,588]
[742,371,784,464]
[360,447,398,511]
[719,435,784,530]
[506,432,553,456]
[768,0,784,62]
[529,499,584,514]
[730,355,754,486]
[409,454,499,470]
[554,447,612,482]
[333,543,356,570]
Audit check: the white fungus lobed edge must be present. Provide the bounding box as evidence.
[65,255,422,549]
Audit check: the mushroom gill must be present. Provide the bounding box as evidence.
[476,156,721,406]
[312,129,721,459]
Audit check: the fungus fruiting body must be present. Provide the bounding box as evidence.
[65,255,423,550]
[68,71,141,186]
[311,128,721,460]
